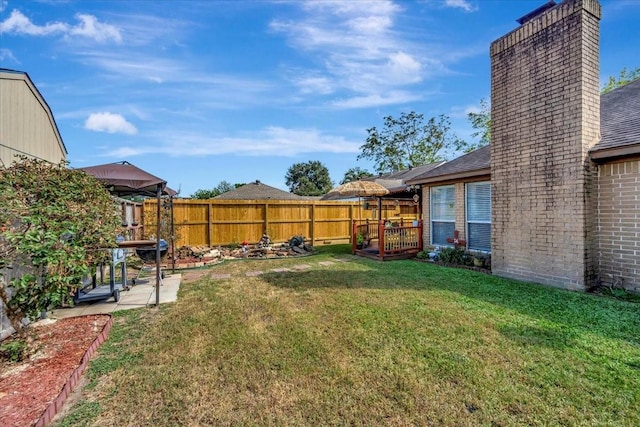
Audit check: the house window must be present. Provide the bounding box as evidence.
[466,181,491,252]
[430,185,455,246]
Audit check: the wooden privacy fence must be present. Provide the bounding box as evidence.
[144,198,421,247]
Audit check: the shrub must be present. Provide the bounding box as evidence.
[416,250,430,259]
[0,339,28,363]
[0,158,121,336]
[437,247,473,266]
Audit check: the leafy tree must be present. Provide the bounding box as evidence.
[340,167,374,184]
[358,111,466,174]
[285,161,333,196]
[190,181,243,199]
[0,158,121,336]
[467,98,491,151]
[601,67,640,94]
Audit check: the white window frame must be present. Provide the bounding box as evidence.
[466,181,491,252]
[430,185,455,246]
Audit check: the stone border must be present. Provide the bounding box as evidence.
[34,314,114,427]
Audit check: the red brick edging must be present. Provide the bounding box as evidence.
[34,314,114,427]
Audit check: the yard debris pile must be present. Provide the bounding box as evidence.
[169,234,314,268]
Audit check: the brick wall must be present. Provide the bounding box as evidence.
[490,0,601,290]
[422,187,431,245]
[597,160,640,292]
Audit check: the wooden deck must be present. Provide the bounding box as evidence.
[352,220,423,261]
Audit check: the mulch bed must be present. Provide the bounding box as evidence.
[0,314,111,427]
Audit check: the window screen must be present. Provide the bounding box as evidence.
[430,185,455,246]
[466,182,491,252]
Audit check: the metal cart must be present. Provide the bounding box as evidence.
[73,248,127,304]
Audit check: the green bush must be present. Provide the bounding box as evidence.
[0,339,28,363]
[437,247,473,266]
[416,250,430,259]
[0,158,121,336]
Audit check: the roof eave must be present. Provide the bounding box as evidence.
[590,143,640,163]
[407,167,491,185]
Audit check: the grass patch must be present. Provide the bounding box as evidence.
[56,245,640,426]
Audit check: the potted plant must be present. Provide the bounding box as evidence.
[356,232,365,249]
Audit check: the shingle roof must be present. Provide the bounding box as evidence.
[407,79,639,182]
[407,145,490,184]
[213,180,308,200]
[591,77,640,157]
[362,162,445,191]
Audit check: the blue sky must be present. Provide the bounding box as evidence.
[1,0,638,197]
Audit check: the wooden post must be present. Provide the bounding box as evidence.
[378,220,385,260]
[207,202,213,247]
[350,203,354,241]
[155,185,161,307]
[311,202,315,246]
[264,202,269,239]
[352,221,356,254]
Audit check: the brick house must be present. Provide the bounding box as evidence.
[407,0,639,293]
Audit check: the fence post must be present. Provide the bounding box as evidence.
[208,202,212,247]
[311,202,315,246]
[352,220,356,254]
[264,201,269,240]
[378,220,385,259]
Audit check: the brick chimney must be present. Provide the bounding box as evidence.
[490,0,601,290]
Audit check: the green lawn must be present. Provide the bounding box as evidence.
[57,245,640,426]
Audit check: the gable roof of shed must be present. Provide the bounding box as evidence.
[213,180,308,200]
[0,68,68,158]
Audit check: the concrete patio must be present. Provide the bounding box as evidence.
[50,273,181,319]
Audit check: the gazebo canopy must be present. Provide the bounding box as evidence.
[78,161,175,197]
[78,160,174,307]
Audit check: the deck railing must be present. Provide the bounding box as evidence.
[353,220,423,259]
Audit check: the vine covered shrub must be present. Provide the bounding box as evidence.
[0,158,121,335]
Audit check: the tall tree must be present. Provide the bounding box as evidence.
[190,181,243,199]
[601,67,640,94]
[467,98,491,151]
[285,161,333,196]
[340,167,374,184]
[358,111,466,174]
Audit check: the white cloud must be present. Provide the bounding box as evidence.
[0,48,18,63]
[102,126,361,158]
[387,51,422,83]
[331,90,423,109]
[0,9,67,35]
[85,112,137,134]
[0,9,121,43]
[0,1,7,14]
[293,74,335,95]
[269,1,449,108]
[444,0,477,13]
[68,14,122,43]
